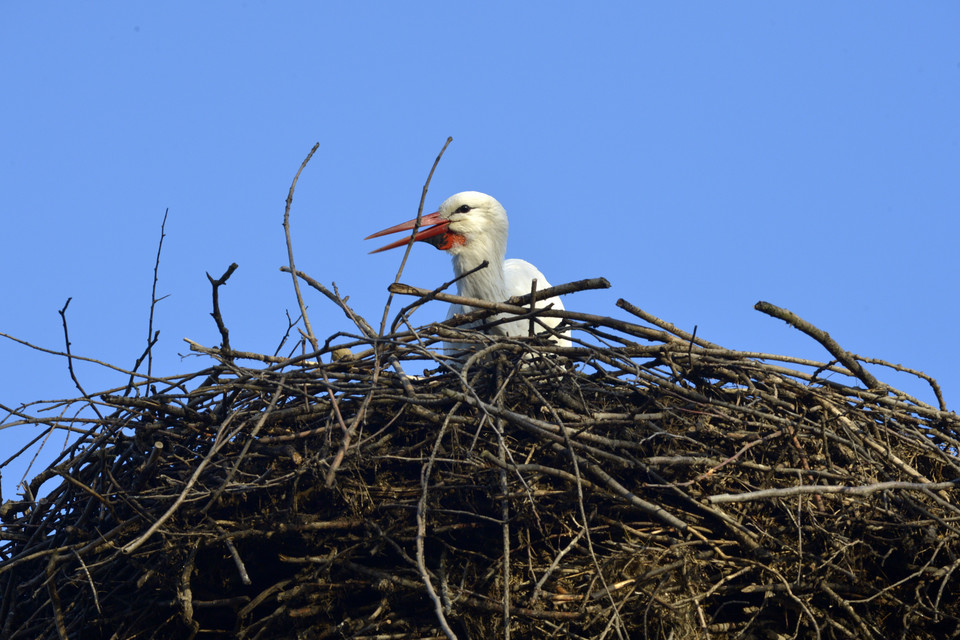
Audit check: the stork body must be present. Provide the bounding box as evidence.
[367,191,568,350]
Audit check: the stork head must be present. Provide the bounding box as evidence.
[365,191,509,260]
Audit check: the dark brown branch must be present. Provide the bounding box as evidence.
[146,208,169,379]
[206,263,238,355]
[58,298,103,420]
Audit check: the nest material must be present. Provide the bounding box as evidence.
[2,291,960,640]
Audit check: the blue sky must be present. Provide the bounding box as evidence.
[2,3,958,500]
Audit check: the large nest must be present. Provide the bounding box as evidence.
[2,276,960,640]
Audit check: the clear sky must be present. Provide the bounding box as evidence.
[2,3,958,501]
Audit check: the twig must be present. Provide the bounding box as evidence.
[146,208,169,379]
[416,404,461,640]
[754,301,882,389]
[388,260,490,335]
[58,298,103,420]
[45,551,67,640]
[70,548,101,614]
[531,527,586,603]
[123,332,161,397]
[528,278,538,337]
[0,331,151,379]
[391,277,610,309]
[707,479,960,504]
[857,354,947,411]
[377,136,453,337]
[283,142,321,351]
[217,525,252,586]
[618,298,718,349]
[206,263,239,354]
[178,540,200,637]
[388,280,671,345]
[279,266,376,339]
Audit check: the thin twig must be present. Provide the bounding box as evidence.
[416,404,461,640]
[283,142,321,352]
[146,208,169,379]
[58,298,103,420]
[708,479,960,504]
[377,136,453,337]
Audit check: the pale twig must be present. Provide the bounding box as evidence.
[71,548,101,614]
[531,527,586,603]
[121,414,240,554]
[707,479,960,504]
[283,142,321,352]
[322,389,373,488]
[416,404,461,640]
[377,136,453,337]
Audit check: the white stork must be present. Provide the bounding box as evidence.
[366,191,568,349]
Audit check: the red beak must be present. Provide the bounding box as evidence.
[365,211,449,254]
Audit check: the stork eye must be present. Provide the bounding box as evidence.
[455,204,472,214]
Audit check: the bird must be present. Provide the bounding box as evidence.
[366,191,569,351]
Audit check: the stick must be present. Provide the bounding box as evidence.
[755,301,882,389]
[205,263,238,354]
[283,142,321,351]
[708,479,960,504]
[378,137,454,337]
[146,208,169,379]
[58,298,103,420]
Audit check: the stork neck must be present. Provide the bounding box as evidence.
[452,254,508,303]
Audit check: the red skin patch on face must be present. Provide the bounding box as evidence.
[427,232,467,251]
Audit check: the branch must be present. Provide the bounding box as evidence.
[58,298,103,419]
[377,136,453,336]
[388,278,675,344]
[388,260,490,335]
[390,277,609,311]
[755,301,883,389]
[279,266,376,339]
[206,263,238,354]
[283,142,321,352]
[618,298,718,349]
[117,210,172,395]
[146,208,169,378]
[708,479,960,504]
